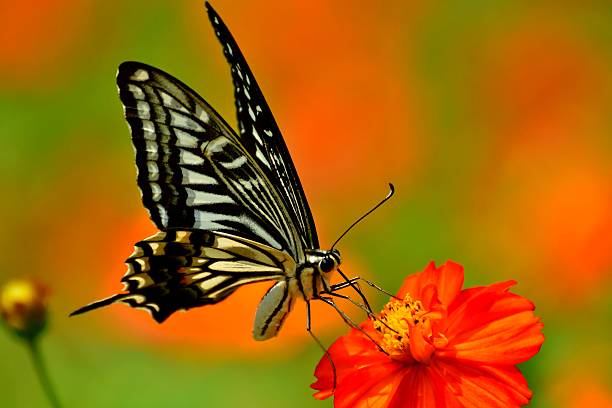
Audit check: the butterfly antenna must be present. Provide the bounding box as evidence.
[331,183,395,250]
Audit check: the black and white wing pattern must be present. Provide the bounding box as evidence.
[72,229,294,323]
[70,59,310,323]
[71,3,340,335]
[206,4,319,249]
[117,61,303,258]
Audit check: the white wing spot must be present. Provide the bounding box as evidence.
[122,294,147,304]
[181,168,217,185]
[147,303,160,312]
[175,128,199,148]
[251,126,263,145]
[196,108,210,123]
[142,128,156,141]
[199,276,228,291]
[236,65,244,80]
[129,247,145,257]
[130,69,149,81]
[263,129,273,137]
[171,111,204,131]
[179,149,205,165]
[189,271,212,280]
[204,137,228,154]
[127,276,149,290]
[141,120,155,133]
[248,105,256,121]
[200,248,234,259]
[186,189,234,206]
[255,149,271,169]
[243,87,251,100]
[226,43,233,56]
[160,91,189,113]
[146,161,159,179]
[144,142,158,161]
[223,155,247,170]
[209,261,280,273]
[156,204,168,226]
[148,242,165,255]
[194,210,241,231]
[150,182,162,201]
[128,84,145,99]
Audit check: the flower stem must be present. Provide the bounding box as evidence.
[26,339,62,408]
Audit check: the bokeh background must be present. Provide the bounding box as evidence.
[1,1,611,407]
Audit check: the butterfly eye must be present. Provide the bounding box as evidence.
[319,257,335,273]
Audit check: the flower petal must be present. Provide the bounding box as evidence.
[312,325,389,399]
[333,361,406,408]
[431,360,533,408]
[387,365,452,408]
[433,261,465,307]
[397,261,464,309]
[439,281,544,364]
[397,261,437,300]
[409,323,435,364]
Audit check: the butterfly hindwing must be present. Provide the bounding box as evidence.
[71,229,294,323]
[206,4,319,249]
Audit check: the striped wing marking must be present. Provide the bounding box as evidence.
[71,229,296,323]
[117,62,302,258]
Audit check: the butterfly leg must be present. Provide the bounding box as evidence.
[334,268,373,313]
[317,296,388,355]
[306,300,337,392]
[323,291,400,335]
[357,278,400,300]
[328,278,371,314]
[332,274,400,301]
[323,291,375,320]
[328,277,360,291]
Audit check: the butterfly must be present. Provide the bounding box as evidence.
[71,2,391,340]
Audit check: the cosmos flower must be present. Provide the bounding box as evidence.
[312,261,544,408]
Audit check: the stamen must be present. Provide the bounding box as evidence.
[373,294,428,354]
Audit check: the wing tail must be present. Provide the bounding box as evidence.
[69,291,177,323]
[69,294,126,317]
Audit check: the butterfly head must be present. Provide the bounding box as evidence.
[307,248,341,275]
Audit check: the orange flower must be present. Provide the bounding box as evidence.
[311,261,544,408]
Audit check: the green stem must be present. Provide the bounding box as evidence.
[26,339,62,408]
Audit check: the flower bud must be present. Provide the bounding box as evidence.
[0,279,49,341]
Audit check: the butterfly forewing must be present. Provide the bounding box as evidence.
[206,4,319,249]
[117,62,301,255]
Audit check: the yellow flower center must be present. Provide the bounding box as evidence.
[373,294,426,354]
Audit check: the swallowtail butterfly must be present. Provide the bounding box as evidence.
[72,2,387,340]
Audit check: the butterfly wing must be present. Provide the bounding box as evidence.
[71,229,295,322]
[117,61,303,257]
[206,3,319,249]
